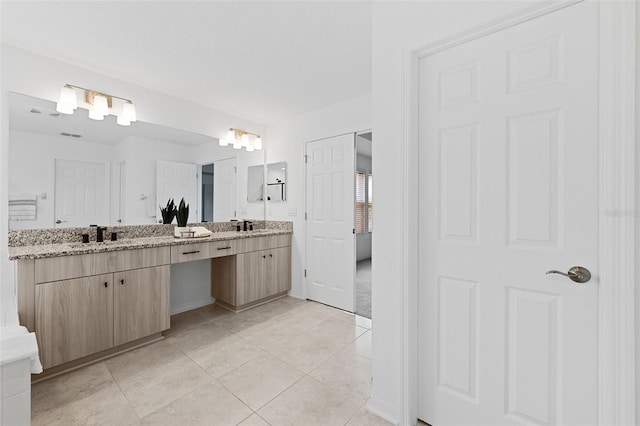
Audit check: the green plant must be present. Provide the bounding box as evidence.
[176,198,189,227]
[160,198,176,224]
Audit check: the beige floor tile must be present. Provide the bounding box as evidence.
[238,413,271,426]
[278,295,310,308]
[258,376,360,426]
[307,316,368,347]
[345,329,372,360]
[140,380,252,426]
[31,362,115,418]
[250,297,297,319]
[240,319,300,346]
[310,349,372,404]
[165,309,210,336]
[332,310,373,329]
[188,337,265,378]
[273,307,334,331]
[215,309,270,335]
[32,383,139,426]
[218,353,304,410]
[118,355,211,418]
[260,332,342,374]
[347,405,394,426]
[197,303,234,321]
[105,339,183,382]
[165,320,235,355]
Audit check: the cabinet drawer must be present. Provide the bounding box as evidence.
[34,247,170,283]
[209,239,236,258]
[236,234,291,253]
[35,253,109,283]
[170,242,211,263]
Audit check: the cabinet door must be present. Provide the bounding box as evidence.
[266,247,292,296]
[113,265,170,346]
[35,274,114,369]
[236,251,267,306]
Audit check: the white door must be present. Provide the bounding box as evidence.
[156,160,197,223]
[54,159,108,228]
[418,3,598,425]
[214,157,237,222]
[305,134,355,312]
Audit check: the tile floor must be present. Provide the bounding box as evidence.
[31,297,390,426]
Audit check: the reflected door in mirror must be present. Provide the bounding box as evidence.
[54,159,107,228]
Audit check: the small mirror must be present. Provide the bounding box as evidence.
[247,161,287,202]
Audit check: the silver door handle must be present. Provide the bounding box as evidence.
[546,266,591,283]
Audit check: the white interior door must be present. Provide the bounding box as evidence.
[156,160,197,223]
[213,157,237,222]
[305,134,355,312]
[54,159,108,228]
[418,3,599,425]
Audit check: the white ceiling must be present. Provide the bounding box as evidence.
[0,1,373,124]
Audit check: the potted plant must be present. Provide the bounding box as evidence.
[176,198,190,233]
[160,198,176,224]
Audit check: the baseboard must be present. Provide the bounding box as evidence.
[367,396,399,425]
[170,296,216,315]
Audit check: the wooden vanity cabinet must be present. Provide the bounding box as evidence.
[212,236,291,311]
[26,247,171,370]
[35,273,114,369]
[113,265,170,346]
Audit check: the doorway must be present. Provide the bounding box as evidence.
[355,131,372,319]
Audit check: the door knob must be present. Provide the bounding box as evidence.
[546,266,591,283]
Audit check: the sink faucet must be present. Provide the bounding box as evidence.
[96,226,107,242]
[243,220,252,232]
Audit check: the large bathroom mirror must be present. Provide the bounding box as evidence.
[7,92,266,229]
[247,161,286,202]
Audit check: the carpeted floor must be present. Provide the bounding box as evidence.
[355,258,372,319]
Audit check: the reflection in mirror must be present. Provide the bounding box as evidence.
[247,162,286,202]
[8,92,266,229]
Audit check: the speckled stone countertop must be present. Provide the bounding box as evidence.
[8,222,293,260]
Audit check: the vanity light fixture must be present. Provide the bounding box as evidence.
[219,128,263,152]
[55,84,137,126]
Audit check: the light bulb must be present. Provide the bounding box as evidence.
[219,138,229,147]
[246,139,254,152]
[88,109,104,120]
[122,102,136,122]
[226,129,236,145]
[92,94,109,116]
[117,115,131,126]
[56,86,77,114]
[240,133,249,147]
[233,141,242,149]
[254,136,262,150]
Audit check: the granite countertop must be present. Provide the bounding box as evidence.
[8,229,293,260]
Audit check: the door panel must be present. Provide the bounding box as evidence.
[418,3,598,425]
[54,159,107,227]
[214,157,237,221]
[305,134,355,312]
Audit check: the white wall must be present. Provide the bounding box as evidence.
[0,45,266,327]
[370,1,538,423]
[636,4,640,424]
[265,94,371,299]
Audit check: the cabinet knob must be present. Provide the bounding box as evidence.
[120,279,124,285]
[269,254,273,258]
[263,255,266,258]
[104,282,108,288]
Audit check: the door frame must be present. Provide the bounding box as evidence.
[400,1,637,424]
